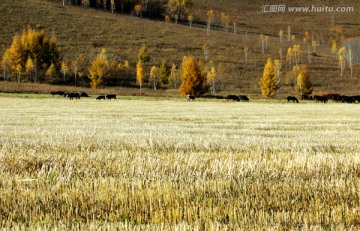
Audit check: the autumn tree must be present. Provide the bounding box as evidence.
[274,59,281,86]
[338,47,346,76]
[329,25,345,47]
[8,34,24,79]
[295,64,313,97]
[25,58,35,82]
[188,15,193,28]
[45,63,57,83]
[159,59,170,85]
[292,44,301,67]
[167,0,193,22]
[88,48,109,89]
[169,63,180,88]
[71,59,79,87]
[1,50,11,81]
[61,60,69,82]
[286,47,292,68]
[259,58,280,98]
[4,27,60,83]
[206,66,217,94]
[110,0,115,14]
[134,4,142,17]
[220,12,230,32]
[138,43,151,63]
[279,29,284,43]
[287,26,291,42]
[106,60,120,85]
[207,10,215,36]
[136,61,145,91]
[179,56,208,96]
[348,46,353,77]
[244,47,248,65]
[82,0,89,7]
[76,53,89,86]
[149,65,159,90]
[260,34,265,54]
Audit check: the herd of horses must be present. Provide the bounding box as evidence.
[187,94,250,102]
[49,91,116,100]
[50,91,359,104]
[287,94,360,103]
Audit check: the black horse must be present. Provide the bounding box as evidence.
[226,95,240,102]
[287,96,299,103]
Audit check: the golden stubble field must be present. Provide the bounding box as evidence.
[0,94,359,230]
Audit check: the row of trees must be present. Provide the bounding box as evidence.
[63,0,193,21]
[0,27,214,96]
[1,27,60,83]
[258,24,360,99]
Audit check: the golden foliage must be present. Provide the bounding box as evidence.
[179,56,208,96]
[136,61,145,90]
[88,49,108,89]
[295,64,313,97]
[259,58,279,98]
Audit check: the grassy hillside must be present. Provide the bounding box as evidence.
[0,0,359,97]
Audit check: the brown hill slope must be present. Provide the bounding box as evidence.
[0,0,359,97]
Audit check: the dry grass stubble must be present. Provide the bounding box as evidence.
[0,95,359,229]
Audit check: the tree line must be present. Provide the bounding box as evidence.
[61,0,193,21]
[0,27,211,96]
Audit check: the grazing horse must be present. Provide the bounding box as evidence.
[287,96,299,103]
[352,95,360,103]
[314,95,328,103]
[64,92,80,100]
[105,94,116,100]
[341,95,354,103]
[239,95,249,101]
[49,91,65,96]
[96,95,106,100]
[301,94,312,100]
[226,95,240,102]
[78,91,89,97]
[187,95,196,101]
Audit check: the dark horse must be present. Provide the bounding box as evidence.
[287,96,299,103]
[314,95,328,103]
[187,95,196,101]
[226,95,240,102]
